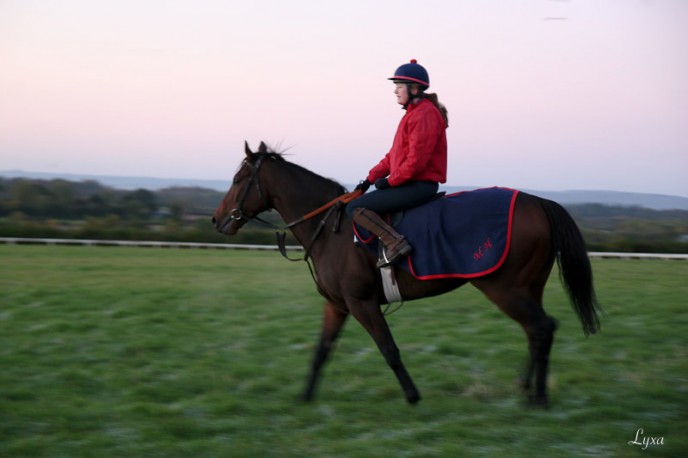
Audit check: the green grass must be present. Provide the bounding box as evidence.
[1,245,686,457]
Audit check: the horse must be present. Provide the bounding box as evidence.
[212,141,601,407]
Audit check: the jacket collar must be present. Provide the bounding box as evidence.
[405,97,427,112]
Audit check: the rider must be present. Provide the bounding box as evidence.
[347,59,449,267]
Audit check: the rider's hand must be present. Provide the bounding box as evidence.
[355,179,371,193]
[374,178,390,189]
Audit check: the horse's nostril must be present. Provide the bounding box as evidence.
[211,216,217,225]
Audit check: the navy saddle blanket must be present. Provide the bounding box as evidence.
[353,187,519,279]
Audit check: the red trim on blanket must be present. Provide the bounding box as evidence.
[352,221,377,244]
[406,189,520,280]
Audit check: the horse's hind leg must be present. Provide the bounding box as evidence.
[502,298,557,407]
[525,312,558,407]
[476,285,557,407]
[302,301,348,402]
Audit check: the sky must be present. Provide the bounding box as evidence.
[1,0,687,197]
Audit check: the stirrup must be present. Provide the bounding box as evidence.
[377,247,394,268]
[376,243,412,268]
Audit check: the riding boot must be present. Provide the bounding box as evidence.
[352,208,413,268]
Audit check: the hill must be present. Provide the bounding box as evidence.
[2,170,688,211]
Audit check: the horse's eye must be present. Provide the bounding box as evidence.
[233,177,241,185]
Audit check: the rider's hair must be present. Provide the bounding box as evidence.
[424,92,448,128]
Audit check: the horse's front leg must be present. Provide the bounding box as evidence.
[302,300,349,402]
[348,300,421,404]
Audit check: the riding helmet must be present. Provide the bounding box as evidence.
[388,59,430,88]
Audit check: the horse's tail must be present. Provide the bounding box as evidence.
[539,198,601,336]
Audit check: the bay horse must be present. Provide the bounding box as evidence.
[212,142,600,407]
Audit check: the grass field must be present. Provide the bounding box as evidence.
[1,245,686,457]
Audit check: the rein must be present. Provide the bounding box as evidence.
[249,188,362,233]
[261,190,362,262]
[283,189,362,229]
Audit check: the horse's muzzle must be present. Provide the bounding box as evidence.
[212,215,233,235]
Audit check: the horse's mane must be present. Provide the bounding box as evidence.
[254,146,347,196]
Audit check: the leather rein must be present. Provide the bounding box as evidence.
[230,155,362,262]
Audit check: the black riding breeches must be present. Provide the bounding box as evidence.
[345,181,439,217]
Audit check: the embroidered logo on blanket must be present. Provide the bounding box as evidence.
[353,187,519,279]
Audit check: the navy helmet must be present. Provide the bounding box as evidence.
[388,59,430,88]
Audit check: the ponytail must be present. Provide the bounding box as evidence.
[425,93,449,128]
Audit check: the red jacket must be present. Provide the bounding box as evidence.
[367,98,447,187]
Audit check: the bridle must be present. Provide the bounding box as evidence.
[227,154,362,261]
[229,155,270,226]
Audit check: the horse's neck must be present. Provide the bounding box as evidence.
[274,188,340,230]
[268,167,348,251]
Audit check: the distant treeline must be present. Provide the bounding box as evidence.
[1,177,686,253]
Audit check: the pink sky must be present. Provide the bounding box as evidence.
[1,0,687,196]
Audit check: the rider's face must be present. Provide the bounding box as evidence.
[394,83,409,106]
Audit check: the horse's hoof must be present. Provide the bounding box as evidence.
[527,395,550,409]
[300,392,315,403]
[407,393,421,405]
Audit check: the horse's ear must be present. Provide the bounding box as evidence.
[244,141,253,157]
[258,141,268,154]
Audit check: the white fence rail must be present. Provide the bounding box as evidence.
[0,237,303,252]
[2,237,687,260]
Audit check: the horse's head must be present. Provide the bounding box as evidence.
[212,141,277,235]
